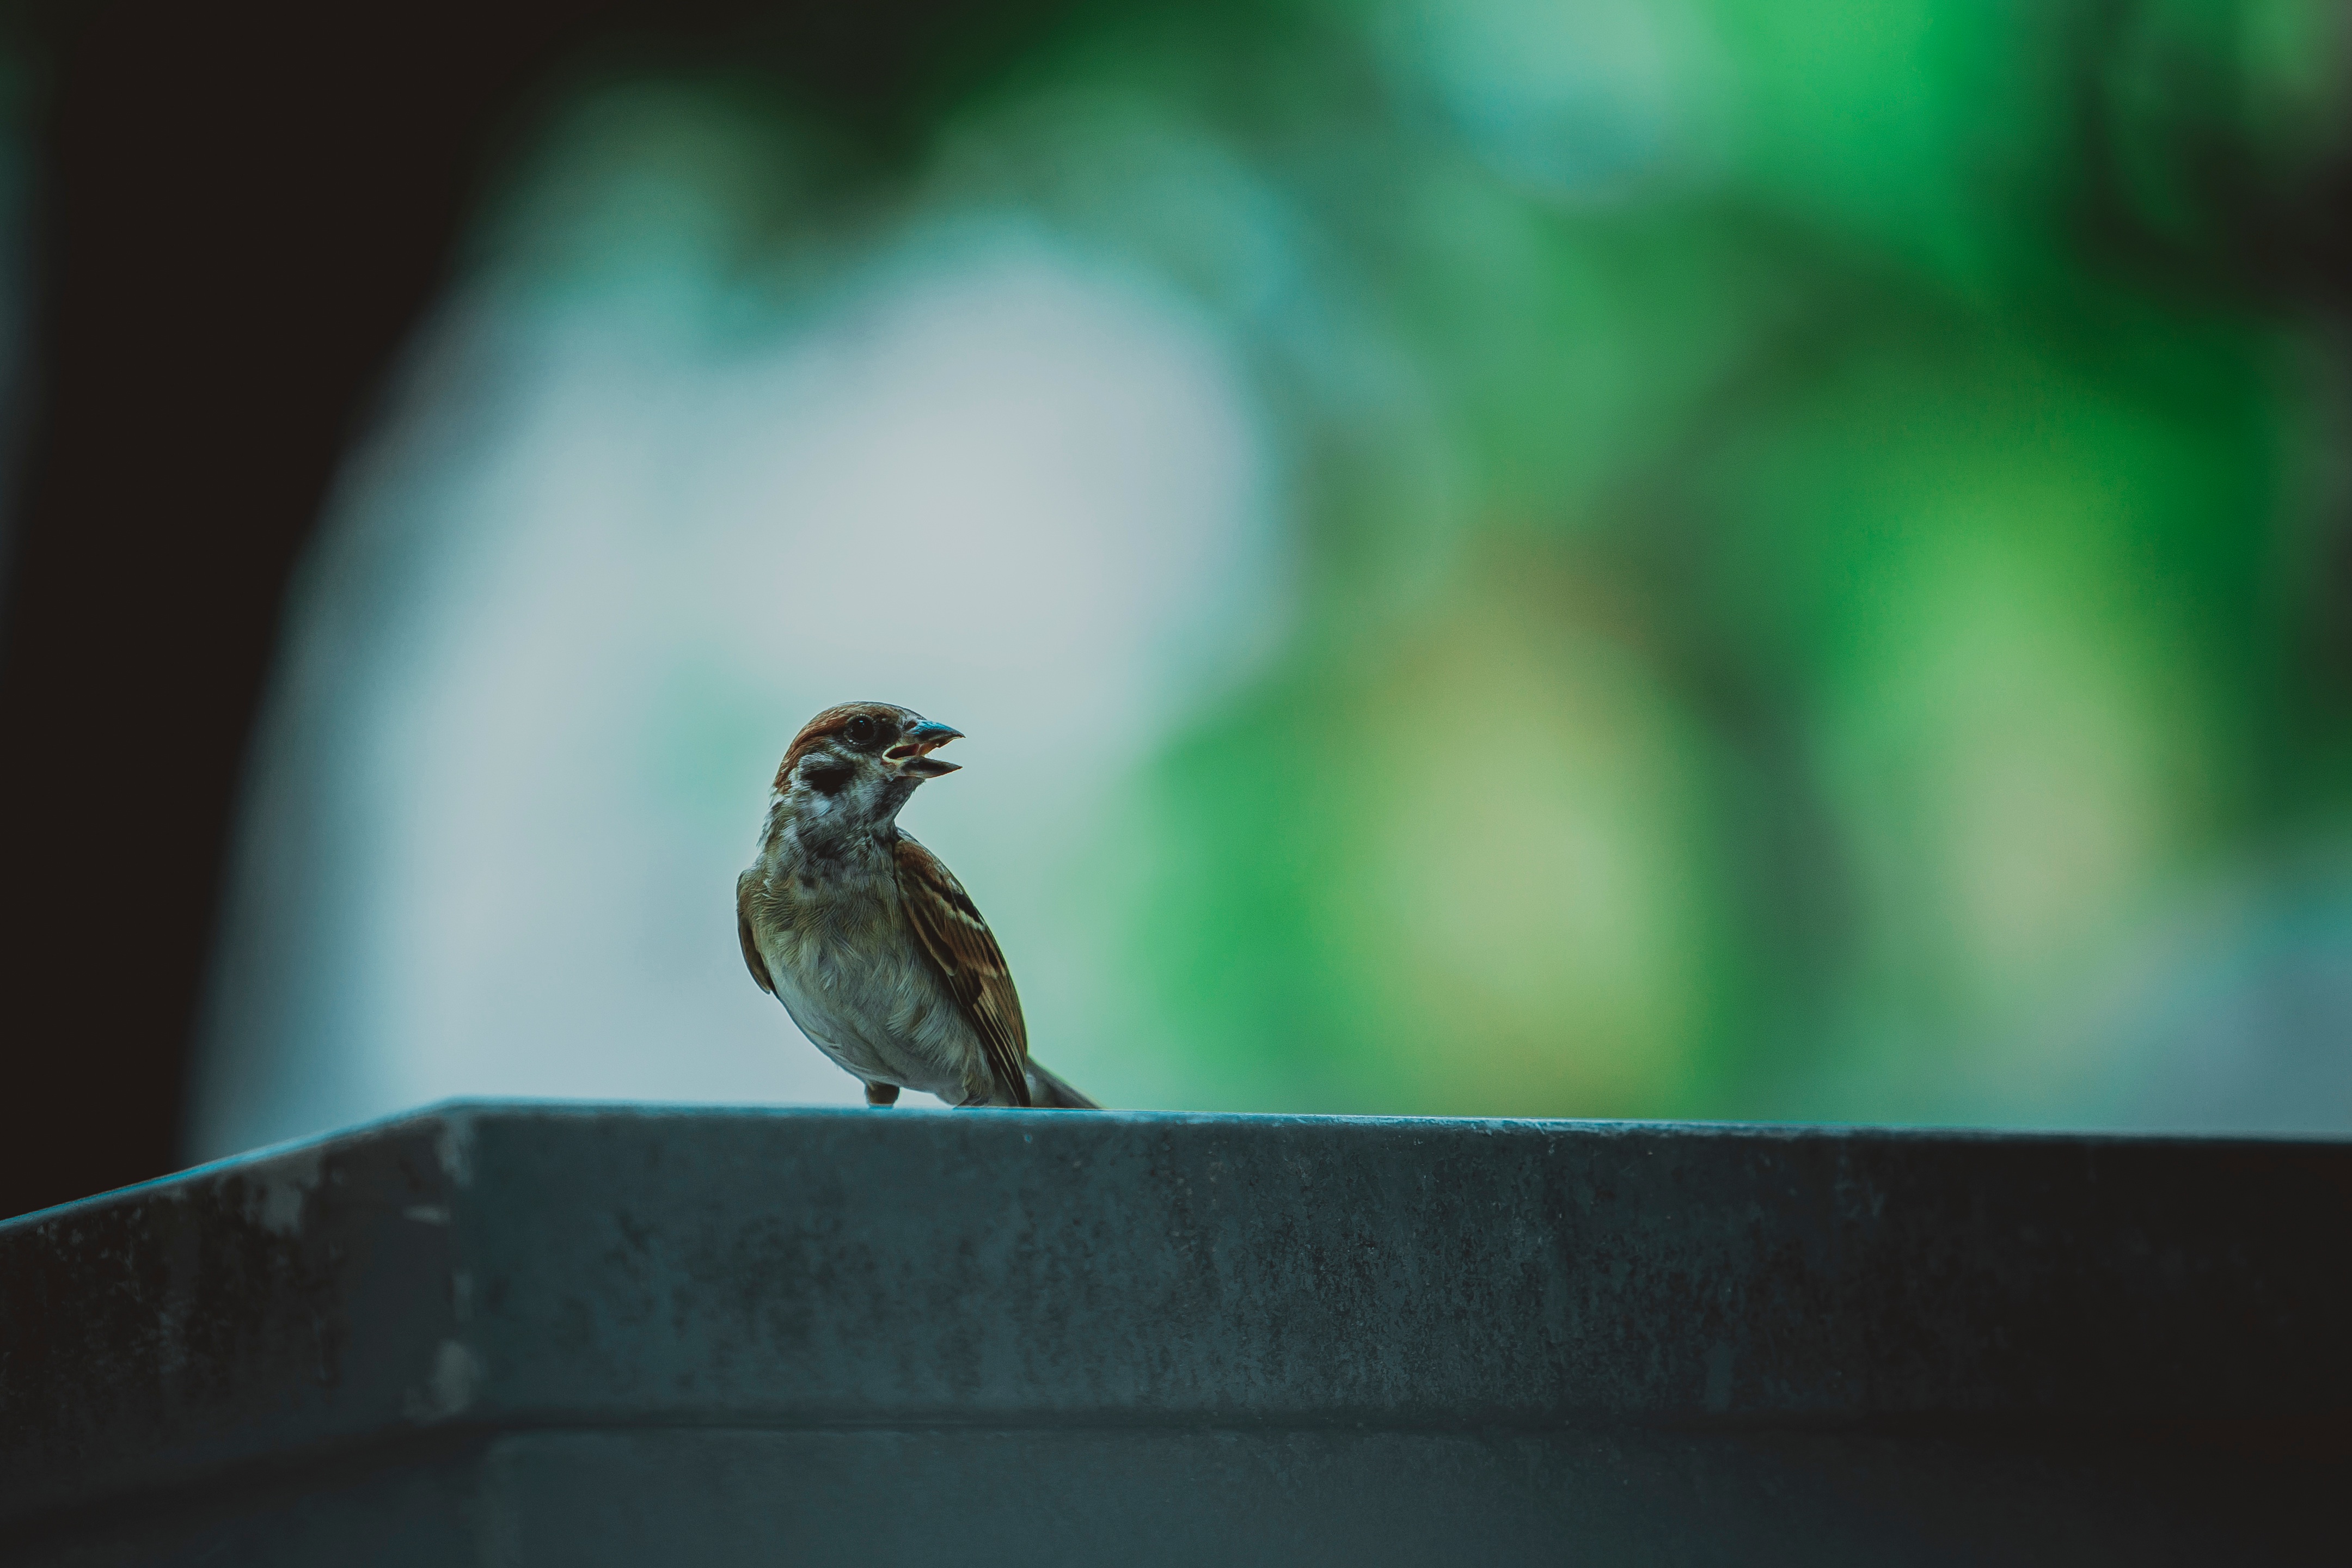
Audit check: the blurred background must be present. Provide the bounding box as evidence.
[4,0,2351,1211]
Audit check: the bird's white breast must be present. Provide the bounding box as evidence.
[746,836,988,1105]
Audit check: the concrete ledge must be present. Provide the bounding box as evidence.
[2,1104,2345,1564]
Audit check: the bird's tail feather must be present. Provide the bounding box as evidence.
[1025,1059,1100,1110]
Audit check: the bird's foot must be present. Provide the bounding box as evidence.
[864,1082,902,1107]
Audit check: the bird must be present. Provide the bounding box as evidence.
[736,701,1098,1110]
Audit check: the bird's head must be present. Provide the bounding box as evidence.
[771,701,964,830]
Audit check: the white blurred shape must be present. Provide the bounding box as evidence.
[191,224,1276,1159]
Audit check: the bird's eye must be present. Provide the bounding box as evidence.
[844,715,877,746]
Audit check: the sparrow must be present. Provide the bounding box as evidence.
[736,701,1098,1110]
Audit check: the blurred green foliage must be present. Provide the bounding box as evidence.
[510,0,2352,1122]
[951,0,2352,1119]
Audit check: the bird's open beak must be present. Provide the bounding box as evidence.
[887,719,963,777]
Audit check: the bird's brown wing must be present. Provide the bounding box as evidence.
[893,835,1031,1107]
[736,872,774,995]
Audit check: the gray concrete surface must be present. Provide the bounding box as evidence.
[2,1104,2344,1564]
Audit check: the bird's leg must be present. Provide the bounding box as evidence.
[864,1082,902,1108]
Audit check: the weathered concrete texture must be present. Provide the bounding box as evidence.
[2,1104,2345,1565]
